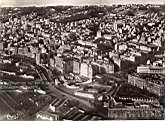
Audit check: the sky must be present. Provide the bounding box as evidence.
[0,0,164,7]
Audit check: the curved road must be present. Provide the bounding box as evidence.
[4,55,95,111]
[36,64,95,111]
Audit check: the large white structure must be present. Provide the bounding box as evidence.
[80,62,93,79]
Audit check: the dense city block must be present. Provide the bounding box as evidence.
[0,4,165,120]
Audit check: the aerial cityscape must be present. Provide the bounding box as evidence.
[0,4,165,120]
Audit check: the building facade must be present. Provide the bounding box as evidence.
[108,108,165,120]
[128,74,165,96]
[137,66,165,74]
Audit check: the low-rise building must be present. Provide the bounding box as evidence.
[137,65,165,74]
[36,111,59,121]
[18,47,28,55]
[108,107,165,119]
[128,74,165,96]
